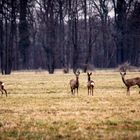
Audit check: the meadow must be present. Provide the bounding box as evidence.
[0,70,140,140]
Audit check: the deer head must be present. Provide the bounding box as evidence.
[87,72,92,81]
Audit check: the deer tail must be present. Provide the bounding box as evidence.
[2,83,4,86]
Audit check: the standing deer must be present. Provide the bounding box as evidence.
[0,81,7,97]
[87,72,95,96]
[70,71,80,95]
[120,72,140,95]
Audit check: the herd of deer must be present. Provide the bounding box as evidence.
[0,71,140,97]
[70,71,140,96]
[70,71,95,96]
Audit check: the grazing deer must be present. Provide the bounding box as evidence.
[120,72,140,95]
[0,81,7,97]
[87,72,95,96]
[70,71,80,95]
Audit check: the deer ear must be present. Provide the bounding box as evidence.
[90,72,92,75]
[124,72,126,75]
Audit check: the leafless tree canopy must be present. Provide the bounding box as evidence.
[0,0,140,74]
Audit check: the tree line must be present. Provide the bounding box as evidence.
[0,0,140,74]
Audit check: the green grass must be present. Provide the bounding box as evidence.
[0,70,140,139]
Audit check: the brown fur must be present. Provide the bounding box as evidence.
[120,72,140,95]
[87,72,94,96]
[0,81,7,97]
[70,71,80,95]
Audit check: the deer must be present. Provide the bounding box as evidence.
[87,72,95,96]
[70,71,80,95]
[120,71,140,95]
[0,81,7,97]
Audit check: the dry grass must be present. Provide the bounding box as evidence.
[0,70,140,140]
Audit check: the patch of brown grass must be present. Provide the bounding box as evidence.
[0,70,140,139]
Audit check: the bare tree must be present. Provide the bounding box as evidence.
[0,0,4,74]
[19,0,30,69]
[112,0,136,65]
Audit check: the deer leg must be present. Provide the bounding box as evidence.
[0,89,4,96]
[90,88,92,95]
[90,87,92,96]
[3,89,7,97]
[91,87,93,96]
[89,88,91,96]
[127,87,130,95]
[90,87,92,95]
[138,85,140,94]
[77,88,78,95]
[88,88,90,95]
[71,88,73,95]
[73,89,75,95]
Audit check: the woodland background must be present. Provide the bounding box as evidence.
[0,0,140,74]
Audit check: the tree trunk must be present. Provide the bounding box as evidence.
[84,17,92,72]
[72,0,78,73]
[83,0,88,73]
[19,0,30,69]
[116,0,127,65]
[0,0,4,74]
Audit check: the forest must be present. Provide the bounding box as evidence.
[0,0,140,74]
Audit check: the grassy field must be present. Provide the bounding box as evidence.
[0,70,140,140]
